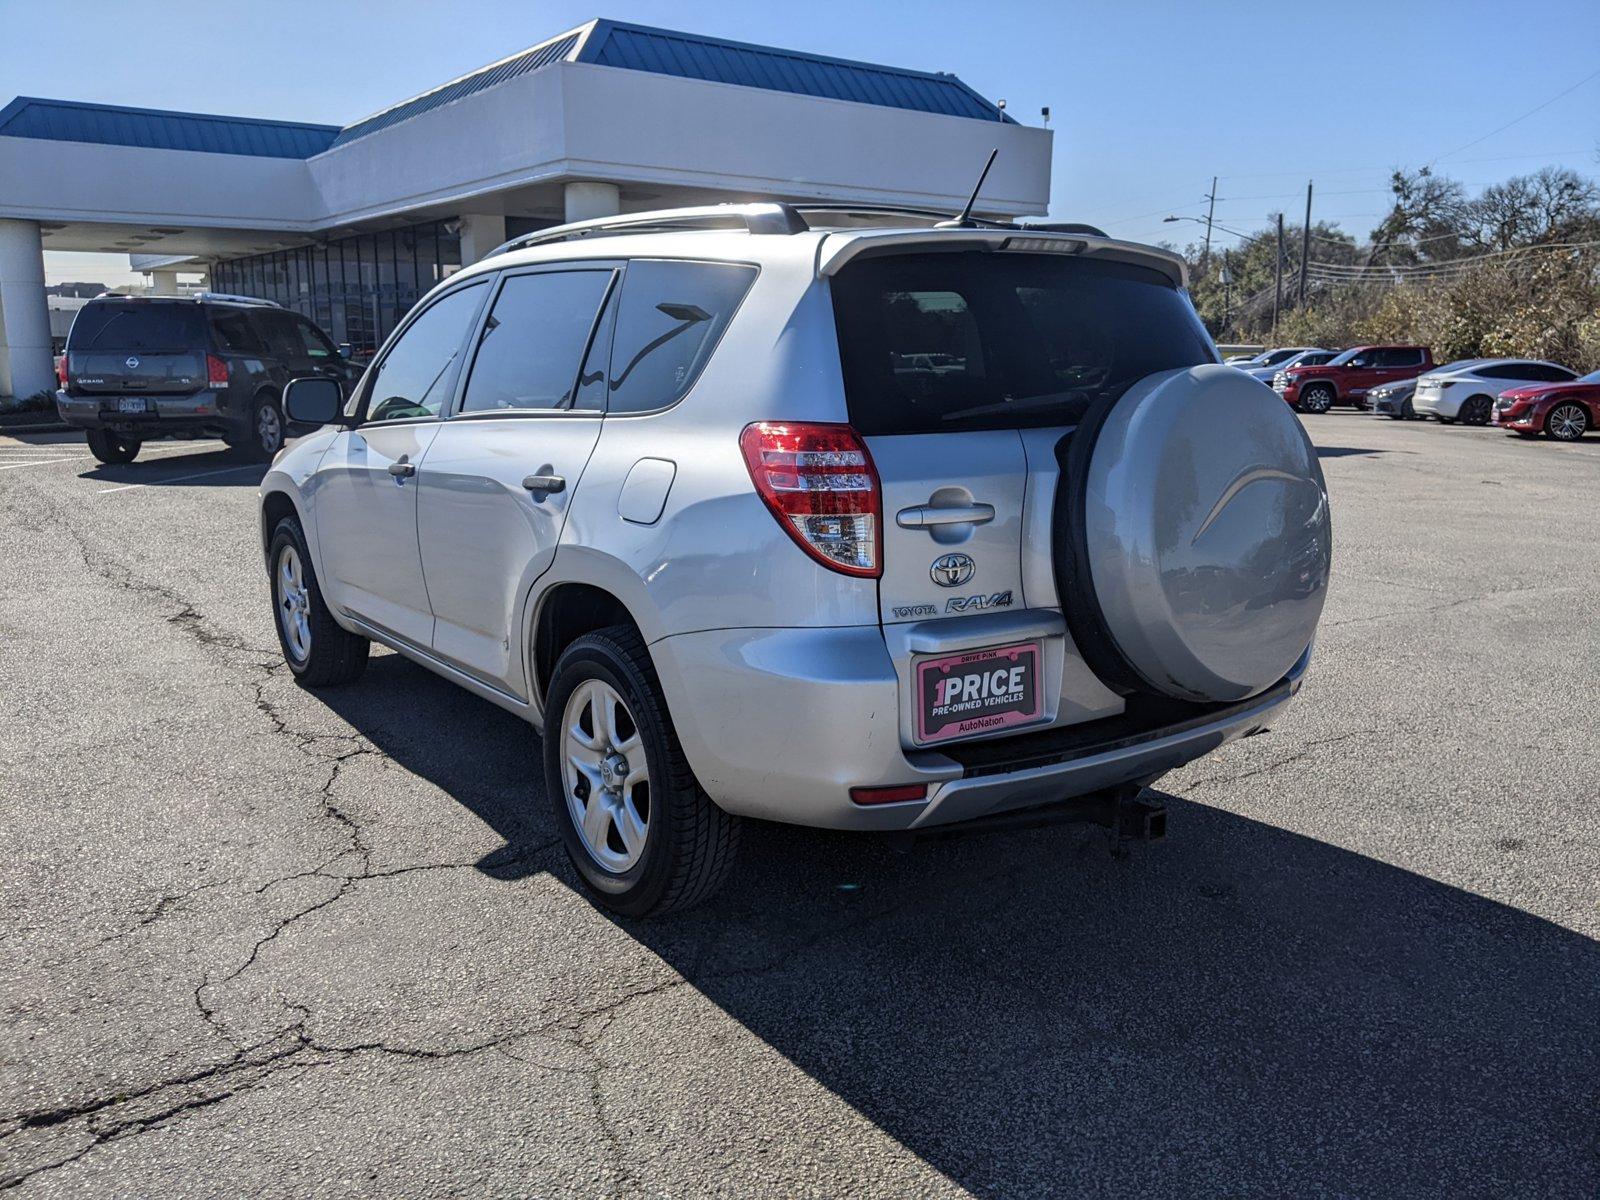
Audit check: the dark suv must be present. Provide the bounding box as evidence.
[55,294,359,464]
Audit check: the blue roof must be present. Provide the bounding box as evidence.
[328,29,583,148]
[0,96,339,158]
[575,20,1013,124]
[0,20,1011,161]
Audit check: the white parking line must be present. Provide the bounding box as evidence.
[97,464,260,494]
[0,442,228,472]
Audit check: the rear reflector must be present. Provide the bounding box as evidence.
[849,783,928,806]
[739,421,881,577]
[206,354,229,386]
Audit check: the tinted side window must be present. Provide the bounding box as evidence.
[460,270,614,413]
[1533,364,1576,382]
[1479,364,1525,380]
[294,315,339,360]
[606,260,757,414]
[366,282,487,422]
[1374,348,1423,368]
[210,310,265,354]
[258,312,307,361]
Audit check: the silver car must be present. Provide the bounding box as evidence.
[260,204,1332,915]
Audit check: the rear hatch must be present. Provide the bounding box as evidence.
[65,300,208,395]
[829,247,1218,748]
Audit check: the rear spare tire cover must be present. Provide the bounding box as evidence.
[1082,364,1330,702]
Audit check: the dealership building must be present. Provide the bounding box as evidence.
[0,17,1051,397]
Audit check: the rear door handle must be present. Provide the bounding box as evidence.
[388,457,414,479]
[896,502,995,529]
[522,473,566,496]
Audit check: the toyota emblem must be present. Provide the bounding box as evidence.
[930,553,975,588]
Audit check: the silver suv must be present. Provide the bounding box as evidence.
[260,204,1332,916]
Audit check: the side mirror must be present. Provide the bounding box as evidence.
[337,342,352,359]
[284,376,344,426]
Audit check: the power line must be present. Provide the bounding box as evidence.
[1428,67,1600,167]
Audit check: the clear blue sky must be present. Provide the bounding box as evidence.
[6,0,1597,283]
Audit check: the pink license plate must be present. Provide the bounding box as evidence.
[915,641,1042,745]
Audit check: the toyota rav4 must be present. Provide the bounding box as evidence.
[259,204,1332,916]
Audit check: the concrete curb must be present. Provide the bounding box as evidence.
[0,419,72,434]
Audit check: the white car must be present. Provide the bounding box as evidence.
[1413,359,1580,425]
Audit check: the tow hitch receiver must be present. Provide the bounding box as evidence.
[889,783,1166,853]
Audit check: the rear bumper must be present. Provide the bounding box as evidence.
[649,618,1311,832]
[56,389,237,437]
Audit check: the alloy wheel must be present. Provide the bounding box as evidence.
[1547,403,1587,441]
[562,679,650,872]
[275,544,312,662]
[258,402,284,455]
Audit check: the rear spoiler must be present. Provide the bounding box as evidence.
[815,229,1189,289]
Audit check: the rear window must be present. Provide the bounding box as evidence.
[831,251,1215,434]
[68,302,207,353]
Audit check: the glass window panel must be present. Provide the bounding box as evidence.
[460,270,614,413]
[366,281,487,421]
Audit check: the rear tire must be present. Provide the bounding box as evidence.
[234,393,286,461]
[1299,384,1335,415]
[1459,395,1493,426]
[1545,402,1588,441]
[543,625,740,917]
[86,429,140,464]
[267,516,369,687]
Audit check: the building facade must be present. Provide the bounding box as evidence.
[0,18,1052,394]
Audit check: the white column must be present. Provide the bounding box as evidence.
[149,270,180,296]
[0,219,54,400]
[457,214,507,266]
[564,182,621,223]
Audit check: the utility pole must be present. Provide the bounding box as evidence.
[1273,212,1285,338]
[1202,176,1218,272]
[1299,180,1313,306]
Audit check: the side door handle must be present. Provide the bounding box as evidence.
[896,502,995,529]
[522,472,566,498]
[388,456,415,479]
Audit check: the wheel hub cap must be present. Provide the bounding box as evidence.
[275,545,312,662]
[562,680,649,873]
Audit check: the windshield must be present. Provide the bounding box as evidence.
[1261,348,1300,365]
[831,251,1216,435]
[1432,359,1480,374]
[1579,369,1600,384]
[1326,347,1368,367]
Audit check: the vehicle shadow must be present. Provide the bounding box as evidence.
[78,446,266,487]
[317,651,1600,1196]
[1313,445,1396,458]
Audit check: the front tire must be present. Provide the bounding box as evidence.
[1546,402,1588,441]
[268,516,369,686]
[86,429,140,464]
[1459,395,1493,426]
[1299,384,1335,415]
[543,625,740,917]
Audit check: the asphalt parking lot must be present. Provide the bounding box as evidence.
[1,413,1596,1197]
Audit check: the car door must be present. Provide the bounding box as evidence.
[311,279,491,647]
[416,265,618,696]
[1365,348,1422,394]
[290,312,360,393]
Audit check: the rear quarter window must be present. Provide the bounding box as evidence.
[605,260,757,415]
[68,302,206,353]
[830,251,1216,435]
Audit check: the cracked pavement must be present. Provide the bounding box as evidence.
[2,418,1597,1197]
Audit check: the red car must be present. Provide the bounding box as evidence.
[1494,369,1599,441]
[1273,345,1434,414]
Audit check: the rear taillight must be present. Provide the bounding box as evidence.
[56,355,68,388]
[206,354,229,386]
[739,421,881,578]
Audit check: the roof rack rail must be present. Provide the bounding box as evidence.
[489,202,811,258]
[192,291,281,307]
